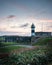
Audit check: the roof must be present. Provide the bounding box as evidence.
[31,23,35,28]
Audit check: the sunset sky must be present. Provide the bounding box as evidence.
[0,0,52,36]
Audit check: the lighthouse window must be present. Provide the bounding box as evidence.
[32,30,34,32]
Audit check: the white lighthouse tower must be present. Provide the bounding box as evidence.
[31,23,36,44]
[31,23,35,36]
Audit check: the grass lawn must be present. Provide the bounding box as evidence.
[33,37,52,46]
[0,46,25,53]
[3,42,16,45]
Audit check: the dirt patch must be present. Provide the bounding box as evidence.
[10,46,40,55]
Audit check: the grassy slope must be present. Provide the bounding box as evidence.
[33,37,52,46]
[0,37,52,53]
[0,46,25,53]
[0,37,52,65]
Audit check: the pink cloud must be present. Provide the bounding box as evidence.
[39,19,52,22]
[0,15,16,22]
[7,15,16,19]
[27,16,52,22]
[19,23,29,28]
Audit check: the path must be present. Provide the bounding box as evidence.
[0,44,33,48]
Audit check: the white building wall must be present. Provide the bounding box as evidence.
[51,32,52,36]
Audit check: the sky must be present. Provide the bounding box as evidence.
[0,0,52,36]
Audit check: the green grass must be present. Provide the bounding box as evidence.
[0,37,52,65]
[3,42,16,45]
[33,37,52,46]
[9,46,47,65]
[0,46,24,53]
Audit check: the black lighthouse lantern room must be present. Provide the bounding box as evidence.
[31,23,35,36]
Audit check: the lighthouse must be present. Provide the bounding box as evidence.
[31,23,35,36]
[31,23,36,44]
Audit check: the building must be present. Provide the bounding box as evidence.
[31,23,36,44]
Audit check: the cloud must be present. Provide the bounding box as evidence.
[27,16,52,22]
[39,19,52,22]
[49,26,52,28]
[10,26,18,28]
[0,15,52,34]
[7,15,16,19]
[0,31,30,36]
[19,23,29,28]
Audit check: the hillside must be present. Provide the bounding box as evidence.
[0,37,52,65]
[33,37,52,46]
